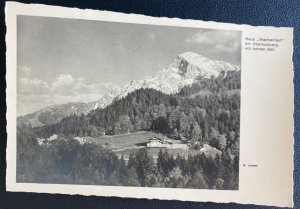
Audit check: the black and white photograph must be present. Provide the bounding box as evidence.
[16,15,242,190]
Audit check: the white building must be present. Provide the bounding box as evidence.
[74,136,86,144]
[48,134,58,141]
[147,137,188,150]
[37,137,45,145]
[147,137,163,147]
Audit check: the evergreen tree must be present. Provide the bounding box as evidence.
[190,122,202,144]
[166,167,184,188]
[179,112,190,139]
[134,149,154,186]
[112,122,121,135]
[188,170,208,189]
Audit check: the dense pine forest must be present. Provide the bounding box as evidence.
[17,70,240,190]
[17,128,238,189]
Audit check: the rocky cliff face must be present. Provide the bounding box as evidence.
[114,52,240,99]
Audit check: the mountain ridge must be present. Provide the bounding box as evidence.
[18,52,240,127]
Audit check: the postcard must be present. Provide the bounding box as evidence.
[5,2,294,207]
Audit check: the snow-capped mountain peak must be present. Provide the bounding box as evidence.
[18,52,240,127]
[114,52,240,100]
[176,52,240,78]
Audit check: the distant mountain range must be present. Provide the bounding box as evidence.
[17,52,240,127]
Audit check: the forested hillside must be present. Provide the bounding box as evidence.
[17,70,240,190]
[17,135,238,190]
[34,70,240,150]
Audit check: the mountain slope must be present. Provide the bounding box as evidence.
[18,52,240,127]
[114,52,240,100]
[17,102,95,127]
[35,69,241,139]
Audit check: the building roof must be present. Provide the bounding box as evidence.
[149,137,161,142]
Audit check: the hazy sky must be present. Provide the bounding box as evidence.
[17,15,241,116]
